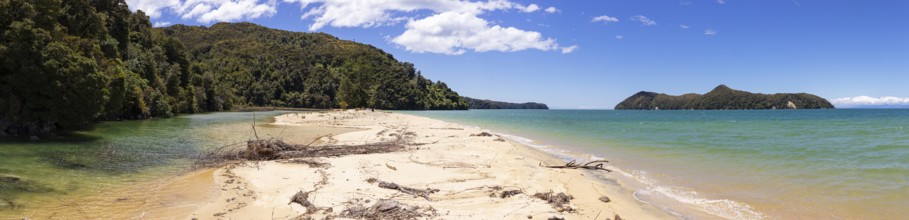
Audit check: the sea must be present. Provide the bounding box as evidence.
[401,109,909,219]
[0,111,292,218]
[1,109,907,219]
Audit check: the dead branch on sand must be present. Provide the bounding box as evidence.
[193,126,412,168]
[540,160,612,172]
[289,191,320,214]
[341,199,436,219]
[367,178,439,201]
[272,141,407,159]
[470,132,495,137]
[533,191,576,213]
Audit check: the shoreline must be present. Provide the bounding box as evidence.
[397,110,773,220]
[187,110,675,219]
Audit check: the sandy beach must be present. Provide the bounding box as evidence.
[184,110,674,220]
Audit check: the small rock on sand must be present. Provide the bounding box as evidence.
[599,195,611,203]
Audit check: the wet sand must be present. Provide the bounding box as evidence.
[9,118,358,219]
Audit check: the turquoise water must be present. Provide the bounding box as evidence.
[400,109,909,219]
[0,111,291,217]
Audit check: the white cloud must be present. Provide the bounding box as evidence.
[197,0,277,23]
[704,29,717,35]
[717,0,726,4]
[591,15,619,24]
[615,35,624,39]
[519,3,540,13]
[286,0,521,31]
[153,21,172,27]
[680,24,689,29]
[290,0,566,55]
[631,15,656,26]
[126,0,277,23]
[392,12,559,55]
[128,0,567,55]
[560,45,578,54]
[831,96,909,106]
[181,3,212,19]
[125,0,180,18]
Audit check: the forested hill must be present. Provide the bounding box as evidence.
[159,23,467,111]
[0,0,465,136]
[615,85,834,110]
[464,97,549,109]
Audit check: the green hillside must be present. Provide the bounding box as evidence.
[0,0,465,136]
[463,97,548,109]
[615,85,834,110]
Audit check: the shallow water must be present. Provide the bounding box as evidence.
[0,111,300,219]
[400,109,909,219]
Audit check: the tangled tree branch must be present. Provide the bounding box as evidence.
[540,160,612,172]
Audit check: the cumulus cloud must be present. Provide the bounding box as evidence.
[288,0,565,55]
[518,3,540,13]
[126,0,277,23]
[631,15,656,26]
[717,0,726,4]
[680,24,689,29]
[704,29,717,35]
[615,35,624,39]
[196,0,277,23]
[392,12,559,55]
[560,45,578,54]
[125,0,180,18]
[128,0,566,55]
[831,96,909,107]
[286,0,533,30]
[591,15,619,24]
[153,21,172,27]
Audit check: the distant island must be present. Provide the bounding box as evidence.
[615,85,834,110]
[463,97,549,109]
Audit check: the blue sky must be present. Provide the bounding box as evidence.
[129,0,909,109]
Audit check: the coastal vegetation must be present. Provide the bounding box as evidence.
[615,85,835,110]
[0,0,465,136]
[463,97,549,109]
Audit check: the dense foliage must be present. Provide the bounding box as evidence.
[159,23,466,111]
[0,0,465,136]
[615,85,834,110]
[464,97,548,109]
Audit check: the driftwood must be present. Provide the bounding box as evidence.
[341,199,436,219]
[194,121,413,168]
[289,190,319,214]
[470,132,494,137]
[367,178,439,201]
[283,159,330,168]
[275,142,406,159]
[192,137,409,170]
[245,139,298,160]
[533,191,575,213]
[500,190,523,198]
[540,160,612,172]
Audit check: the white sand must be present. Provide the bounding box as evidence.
[189,110,675,219]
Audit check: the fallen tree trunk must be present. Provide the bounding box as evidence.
[540,160,612,172]
[275,143,406,159]
[367,178,439,201]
